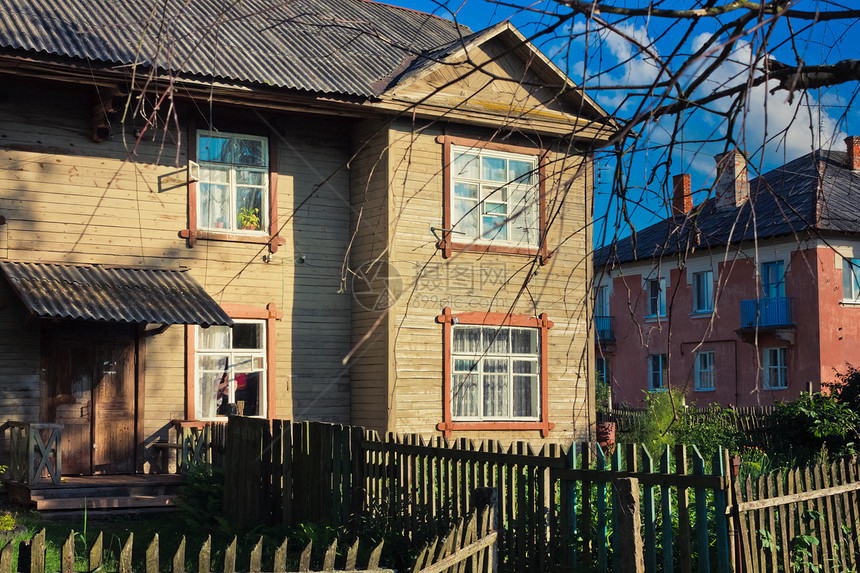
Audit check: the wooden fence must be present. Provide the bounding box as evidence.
[605,406,776,449]
[0,509,495,573]
[732,458,860,572]
[195,418,860,572]
[212,418,733,572]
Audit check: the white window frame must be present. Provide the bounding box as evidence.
[450,145,540,248]
[647,278,666,317]
[197,130,269,234]
[649,354,668,390]
[693,271,714,312]
[695,350,715,391]
[451,324,541,422]
[195,319,268,420]
[763,347,787,390]
[844,257,860,302]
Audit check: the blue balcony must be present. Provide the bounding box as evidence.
[740,297,793,328]
[595,315,614,341]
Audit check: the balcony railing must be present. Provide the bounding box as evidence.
[740,297,793,328]
[595,315,614,341]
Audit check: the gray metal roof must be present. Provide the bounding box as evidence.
[0,0,470,97]
[0,261,233,326]
[596,150,860,267]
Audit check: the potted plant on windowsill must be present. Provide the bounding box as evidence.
[237,207,261,231]
[595,377,615,452]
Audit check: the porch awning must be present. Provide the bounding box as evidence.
[0,261,233,326]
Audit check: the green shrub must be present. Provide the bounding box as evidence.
[768,392,860,464]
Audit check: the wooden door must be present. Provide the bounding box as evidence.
[43,325,137,475]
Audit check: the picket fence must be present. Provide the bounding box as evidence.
[179,418,860,572]
[0,507,497,573]
[203,418,733,572]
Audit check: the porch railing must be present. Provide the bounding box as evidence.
[5,421,62,485]
[740,296,792,328]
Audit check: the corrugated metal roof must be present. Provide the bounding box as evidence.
[0,0,470,97]
[595,150,860,267]
[0,261,233,326]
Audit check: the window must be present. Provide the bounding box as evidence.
[695,351,715,391]
[197,131,268,233]
[693,271,713,312]
[437,136,547,261]
[595,285,610,317]
[451,146,538,247]
[843,257,860,301]
[452,325,540,420]
[195,321,267,419]
[436,308,554,437]
[648,278,666,316]
[763,347,787,389]
[761,261,785,298]
[649,354,668,390]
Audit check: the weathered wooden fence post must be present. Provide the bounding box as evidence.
[615,477,645,573]
[475,486,498,573]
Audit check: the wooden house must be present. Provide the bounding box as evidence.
[0,0,617,482]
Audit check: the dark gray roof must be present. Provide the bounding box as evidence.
[596,150,860,267]
[0,0,470,97]
[0,261,233,326]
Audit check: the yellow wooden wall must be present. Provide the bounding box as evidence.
[0,81,353,467]
[379,119,594,444]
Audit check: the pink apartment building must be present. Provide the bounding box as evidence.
[594,138,860,407]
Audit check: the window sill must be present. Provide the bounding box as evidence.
[649,387,667,392]
[180,229,287,249]
[444,241,550,261]
[840,300,860,307]
[694,388,716,392]
[763,386,788,391]
[644,315,666,323]
[437,420,555,437]
[689,310,713,318]
[197,230,270,244]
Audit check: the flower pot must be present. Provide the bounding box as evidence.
[596,420,616,453]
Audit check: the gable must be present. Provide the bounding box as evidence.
[380,25,615,140]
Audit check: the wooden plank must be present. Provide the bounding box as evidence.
[776,471,790,573]
[249,537,262,573]
[120,534,133,573]
[691,448,709,573]
[765,473,778,571]
[145,534,159,573]
[89,531,104,573]
[597,445,608,573]
[198,536,211,573]
[803,468,820,571]
[735,479,860,512]
[641,446,657,573]
[0,542,13,573]
[172,536,186,573]
[274,538,288,573]
[224,536,237,573]
[711,450,730,573]
[659,446,673,573]
[676,444,692,573]
[582,444,593,567]
[831,462,851,570]
[812,465,831,567]
[322,540,337,571]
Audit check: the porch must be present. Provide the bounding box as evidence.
[2,421,218,514]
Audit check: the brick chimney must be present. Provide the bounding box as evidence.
[672,174,692,214]
[715,149,749,210]
[845,136,860,171]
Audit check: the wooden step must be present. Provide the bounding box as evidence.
[32,495,176,511]
[30,483,183,500]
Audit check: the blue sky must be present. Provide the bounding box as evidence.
[382,1,860,245]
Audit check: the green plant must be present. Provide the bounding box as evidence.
[175,463,230,534]
[595,376,610,414]
[769,392,860,464]
[237,206,260,230]
[0,514,16,532]
[619,388,686,452]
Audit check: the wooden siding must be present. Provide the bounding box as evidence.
[0,81,352,469]
[348,119,393,433]
[379,119,594,443]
